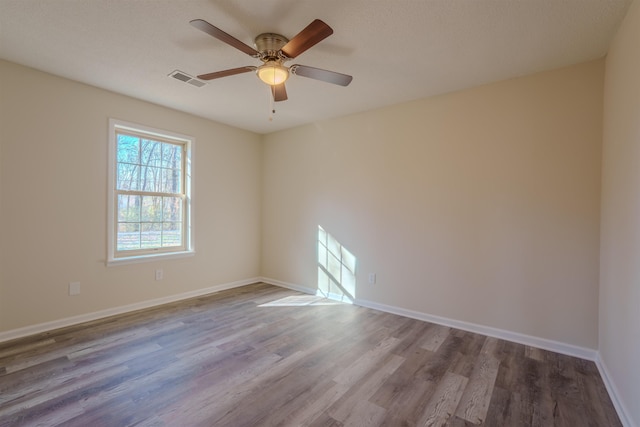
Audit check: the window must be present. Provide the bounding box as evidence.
[108,119,193,265]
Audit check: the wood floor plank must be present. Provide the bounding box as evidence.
[199,342,333,426]
[413,334,465,384]
[332,336,400,386]
[281,381,351,426]
[0,338,57,359]
[417,371,468,426]
[340,399,387,427]
[0,283,623,427]
[376,377,434,426]
[483,386,526,427]
[1,363,129,423]
[454,353,500,424]
[525,345,545,362]
[308,412,344,427]
[328,354,404,422]
[573,357,623,427]
[419,324,451,352]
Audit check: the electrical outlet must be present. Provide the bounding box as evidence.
[69,282,81,296]
[155,269,163,281]
[368,273,376,284]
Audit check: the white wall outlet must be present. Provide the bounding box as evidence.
[155,269,163,281]
[368,273,376,284]
[69,282,81,296]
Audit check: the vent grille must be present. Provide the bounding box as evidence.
[188,79,206,88]
[168,70,206,88]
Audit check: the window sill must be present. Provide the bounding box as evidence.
[106,250,195,267]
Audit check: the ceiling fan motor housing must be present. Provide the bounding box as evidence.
[255,33,289,61]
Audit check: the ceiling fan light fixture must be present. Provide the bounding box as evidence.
[257,61,289,86]
[190,18,352,102]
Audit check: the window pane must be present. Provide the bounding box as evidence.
[138,166,161,192]
[162,143,182,169]
[161,168,181,193]
[117,223,140,250]
[163,197,182,222]
[162,222,182,247]
[141,196,162,222]
[117,195,140,222]
[117,163,139,190]
[141,139,162,167]
[141,223,162,249]
[117,134,139,163]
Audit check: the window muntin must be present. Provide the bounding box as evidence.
[108,120,193,264]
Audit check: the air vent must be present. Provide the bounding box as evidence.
[168,70,206,88]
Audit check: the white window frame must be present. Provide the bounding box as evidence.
[107,118,194,266]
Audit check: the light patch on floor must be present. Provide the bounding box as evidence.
[258,295,347,307]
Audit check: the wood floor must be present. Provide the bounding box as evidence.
[0,283,621,427]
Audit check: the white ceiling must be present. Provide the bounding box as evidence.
[0,0,632,134]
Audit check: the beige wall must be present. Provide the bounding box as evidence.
[0,58,606,352]
[262,60,604,349]
[600,0,640,424]
[0,60,262,332]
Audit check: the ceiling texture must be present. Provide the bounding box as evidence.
[0,0,633,134]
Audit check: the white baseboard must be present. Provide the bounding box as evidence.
[261,277,596,360]
[595,354,637,427]
[0,277,261,344]
[354,297,598,361]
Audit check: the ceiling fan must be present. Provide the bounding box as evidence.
[189,18,353,102]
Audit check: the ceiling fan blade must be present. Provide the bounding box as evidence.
[281,19,333,59]
[190,19,259,57]
[197,66,256,80]
[271,83,288,102]
[291,65,353,86]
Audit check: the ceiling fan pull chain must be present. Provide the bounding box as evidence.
[268,86,275,121]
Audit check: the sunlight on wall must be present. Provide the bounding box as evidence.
[317,225,357,303]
